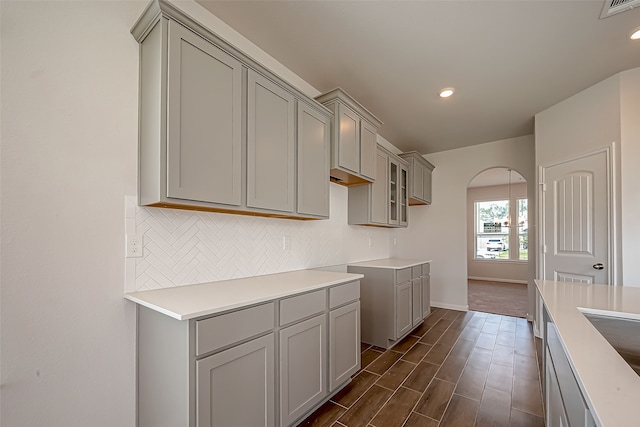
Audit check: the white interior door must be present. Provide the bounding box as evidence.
[542,149,611,284]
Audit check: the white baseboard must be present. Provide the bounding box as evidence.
[468,276,527,285]
[431,301,469,311]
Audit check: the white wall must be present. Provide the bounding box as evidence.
[394,135,536,314]
[467,183,529,283]
[0,1,397,425]
[620,68,640,285]
[1,2,141,425]
[535,67,640,286]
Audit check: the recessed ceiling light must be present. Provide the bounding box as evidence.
[631,27,640,40]
[439,87,455,98]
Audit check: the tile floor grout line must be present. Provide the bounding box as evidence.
[301,308,544,427]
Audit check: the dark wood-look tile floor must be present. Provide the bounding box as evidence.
[299,308,544,427]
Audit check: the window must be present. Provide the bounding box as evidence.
[475,200,509,260]
[518,198,528,260]
[474,198,528,261]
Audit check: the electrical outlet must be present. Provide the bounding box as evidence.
[126,234,143,258]
[283,235,292,251]
[368,236,373,247]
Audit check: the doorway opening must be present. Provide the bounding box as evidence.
[467,167,529,317]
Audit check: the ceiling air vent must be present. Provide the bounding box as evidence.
[600,0,640,19]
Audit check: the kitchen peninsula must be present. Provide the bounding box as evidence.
[348,258,431,349]
[536,280,640,427]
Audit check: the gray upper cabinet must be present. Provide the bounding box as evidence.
[316,88,382,187]
[348,145,409,228]
[398,151,435,205]
[297,102,330,217]
[132,1,331,220]
[166,21,242,206]
[371,149,389,225]
[247,70,295,213]
[360,120,378,181]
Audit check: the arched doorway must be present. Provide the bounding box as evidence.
[466,167,529,318]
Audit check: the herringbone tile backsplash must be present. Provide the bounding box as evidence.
[130,185,394,291]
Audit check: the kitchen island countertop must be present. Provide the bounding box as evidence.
[536,280,640,427]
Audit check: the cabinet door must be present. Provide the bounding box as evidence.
[399,164,409,227]
[411,278,422,327]
[371,149,389,224]
[196,333,275,427]
[423,166,433,204]
[360,121,377,181]
[247,70,295,212]
[336,104,360,173]
[395,282,412,339]
[389,159,399,225]
[329,301,361,391]
[412,160,425,201]
[421,274,431,319]
[167,21,242,206]
[546,349,569,427]
[297,103,330,217]
[280,314,327,426]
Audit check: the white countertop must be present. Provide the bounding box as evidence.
[347,258,431,269]
[535,280,640,427]
[125,269,363,321]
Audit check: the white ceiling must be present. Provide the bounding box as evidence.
[196,0,640,154]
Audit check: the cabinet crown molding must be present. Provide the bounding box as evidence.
[131,0,331,117]
[316,87,383,129]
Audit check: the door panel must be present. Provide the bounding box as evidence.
[247,70,295,212]
[167,21,242,205]
[543,150,609,284]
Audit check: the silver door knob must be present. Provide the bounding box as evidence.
[593,263,604,270]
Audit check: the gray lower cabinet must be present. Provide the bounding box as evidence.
[329,301,361,391]
[197,334,275,427]
[348,263,430,349]
[421,264,431,319]
[348,145,409,228]
[395,281,412,338]
[132,1,331,220]
[546,348,569,427]
[411,278,422,327]
[543,308,596,427]
[398,151,435,205]
[279,314,326,427]
[136,280,360,427]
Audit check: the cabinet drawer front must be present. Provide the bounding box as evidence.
[196,302,275,356]
[280,289,326,326]
[397,268,411,284]
[422,263,431,275]
[411,266,421,279]
[329,281,360,309]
